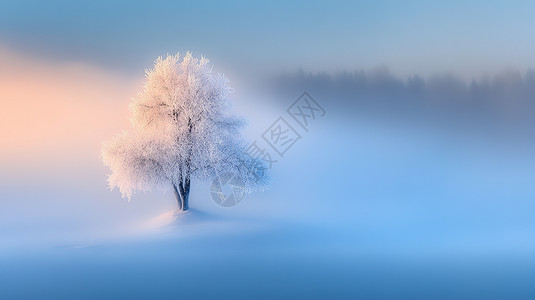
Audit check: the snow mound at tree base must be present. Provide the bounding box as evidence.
[147,208,216,229]
[137,208,268,241]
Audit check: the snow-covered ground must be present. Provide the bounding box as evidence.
[2,100,535,299]
[2,208,535,299]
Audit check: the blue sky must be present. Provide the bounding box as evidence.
[1,0,534,77]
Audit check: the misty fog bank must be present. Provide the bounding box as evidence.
[265,68,535,134]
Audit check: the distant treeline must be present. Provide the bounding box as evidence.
[268,68,535,124]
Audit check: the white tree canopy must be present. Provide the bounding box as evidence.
[102,53,268,209]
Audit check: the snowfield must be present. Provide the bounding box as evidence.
[2,207,535,299]
[2,110,535,299]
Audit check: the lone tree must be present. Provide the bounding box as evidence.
[102,53,268,211]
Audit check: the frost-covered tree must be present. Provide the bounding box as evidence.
[102,53,268,211]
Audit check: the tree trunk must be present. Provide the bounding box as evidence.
[172,183,183,211]
[172,179,190,211]
[173,118,193,211]
[181,179,190,211]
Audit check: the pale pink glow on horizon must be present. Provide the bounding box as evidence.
[0,47,141,169]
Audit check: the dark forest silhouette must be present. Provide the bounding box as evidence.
[268,68,535,132]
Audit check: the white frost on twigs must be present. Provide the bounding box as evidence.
[102,53,268,200]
